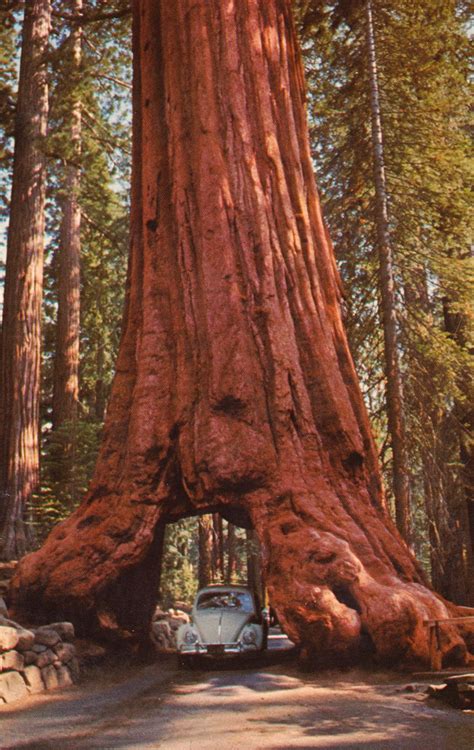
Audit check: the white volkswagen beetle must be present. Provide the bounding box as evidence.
[177,585,267,664]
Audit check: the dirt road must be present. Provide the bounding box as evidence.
[1,643,472,749]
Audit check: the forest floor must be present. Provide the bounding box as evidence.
[1,633,472,749]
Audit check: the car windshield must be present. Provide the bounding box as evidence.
[196,590,254,613]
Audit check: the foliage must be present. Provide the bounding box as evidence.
[159,519,200,608]
[31,419,102,542]
[297,0,473,593]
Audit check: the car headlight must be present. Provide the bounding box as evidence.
[242,627,257,645]
[184,629,198,645]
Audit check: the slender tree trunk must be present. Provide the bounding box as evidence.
[198,515,213,588]
[0,0,51,560]
[441,296,474,604]
[246,528,263,603]
[364,0,411,543]
[226,522,237,582]
[212,513,225,581]
[52,0,82,432]
[11,0,472,666]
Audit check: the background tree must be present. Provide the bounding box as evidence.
[36,0,131,535]
[0,0,51,560]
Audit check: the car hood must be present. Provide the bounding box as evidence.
[194,610,252,644]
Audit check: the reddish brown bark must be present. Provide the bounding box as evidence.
[198,515,213,588]
[0,0,51,560]
[52,0,82,431]
[226,522,238,582]
[212,513,225,581]
[10,0,472,665]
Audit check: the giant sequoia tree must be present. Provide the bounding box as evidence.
[11,0,472,666]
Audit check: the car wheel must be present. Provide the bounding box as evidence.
[178,654,197,669]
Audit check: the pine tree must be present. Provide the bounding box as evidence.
[297,0,473,601]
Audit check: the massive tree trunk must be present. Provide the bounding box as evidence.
[0,0,51,560]
[364,0,411,544]
[10,0,472,666]
[52,0,82,432]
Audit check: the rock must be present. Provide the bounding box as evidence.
[74,639,106,665]
[0,671,28,704]
[41,664,59,690]
[32,643,48,653]
[23,650,37,666]
[54,641,76,664]
[16,628,35,651]
[34,627,61,647]
[153,607,167,621]
[22,665,44,694]
[55,665,73,688]
[0,615,24,631]
[403,683,422,693]
[35,648,56,669]
[0,625,19,652]
[1,649,24,671]
[166,616,189,632]
[67,657,80,681]
[47,621,75,642]
[0,597,8,617]
[167,609,190,624]
[151,620,175,651]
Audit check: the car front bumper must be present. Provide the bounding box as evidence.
[179,642,258,656]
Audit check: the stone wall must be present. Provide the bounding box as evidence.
[150,607,190,652]
[0,593,79,705]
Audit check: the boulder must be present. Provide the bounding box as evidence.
[55,665,73,688]
[1,649,24,671]
[167,616,188,631]
[0,625,19,652]
[153,607,167,621]
[35,648,56,669]
[22,665,44,694]
[41,664,59,691]
[0,671,28,704]
[47,621,75,642]
[167,609,190,624]
[67,657,80,681]
[54,641,76,664]
[34,627,61,647]
[23,650,36,666]
[15,627,35,652]
[32,643,48,653]
[151,620,175,651]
